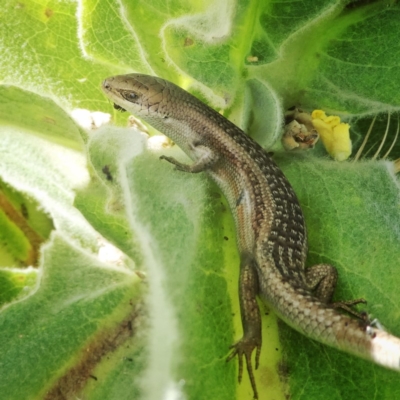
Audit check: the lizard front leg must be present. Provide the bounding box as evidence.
[160,144,218,173]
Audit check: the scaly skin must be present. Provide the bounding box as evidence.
[102,74,400,399]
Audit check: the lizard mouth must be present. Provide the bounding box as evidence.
[113,103,126,112]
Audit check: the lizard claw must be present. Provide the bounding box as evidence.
[226,337,261,399]
[332,298,368,321]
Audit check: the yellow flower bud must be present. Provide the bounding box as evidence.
[311,110,352,161]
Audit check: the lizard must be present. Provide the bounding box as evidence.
[102,73,400,399]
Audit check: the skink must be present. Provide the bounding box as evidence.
[102,74,400,399]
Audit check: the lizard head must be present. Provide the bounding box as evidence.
[102,74,176,120]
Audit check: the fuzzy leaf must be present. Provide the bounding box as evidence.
[0,1,399,400]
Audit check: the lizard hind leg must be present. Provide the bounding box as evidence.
[226,255,262,399]
[306,263,367,321]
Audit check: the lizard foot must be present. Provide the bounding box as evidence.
[226,336,261,399]
[332,298,368,321]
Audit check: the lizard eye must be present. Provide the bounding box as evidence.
[121,90,139,103]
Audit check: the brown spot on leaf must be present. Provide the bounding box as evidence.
[45,8,53,18]
[21,203,28,219]
[278,360,290,384]
[102,165,113,181]
[345,0,379,9]
[0,190,45,266]
[44,304,143,400]
[43,116,56,125]
[184,37,194,46]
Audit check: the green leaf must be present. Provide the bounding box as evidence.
[1,0,400,399]
[0,267,38,305]
[0,233,142,399]
[280,154,400,399]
